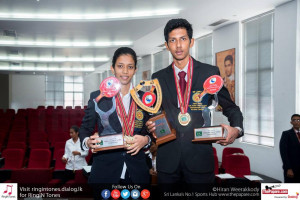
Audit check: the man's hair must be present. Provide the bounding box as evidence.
[164,18,193,43]
[112,47,137,69]
[291,114,300,120]
[224,55,233,64]
[70,125,79,133]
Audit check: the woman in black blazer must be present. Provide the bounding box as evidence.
[79,47,151,188]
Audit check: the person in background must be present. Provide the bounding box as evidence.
[62,125,88,182]
[280,114,300,183]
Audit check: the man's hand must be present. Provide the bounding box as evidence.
[287,169,294,178]
[86,132,100,153]
[72,151,81,156]
[149,168,157,176]
[216,124,240,146]
[146,120,156,138]
[61,157,68,163]
[125,135,149,156]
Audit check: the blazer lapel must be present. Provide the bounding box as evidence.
[164,64,178,107]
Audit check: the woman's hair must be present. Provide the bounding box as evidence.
[112,47,137,69]
[70,125,79,133]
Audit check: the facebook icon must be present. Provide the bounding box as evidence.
[101,189,111,199]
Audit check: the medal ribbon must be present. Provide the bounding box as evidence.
[172,57,193,114]
[115,93,136,136]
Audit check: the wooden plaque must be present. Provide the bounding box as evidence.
[150,112,176,145]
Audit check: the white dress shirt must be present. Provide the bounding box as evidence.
[63,138,88,170]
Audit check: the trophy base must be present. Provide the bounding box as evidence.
[192,126,225,143]
[94,133,125,152]
[150,112,176,146]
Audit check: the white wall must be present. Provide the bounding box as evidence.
[212,0,298,182]
[10,74,45,110]
[83,73,100,104]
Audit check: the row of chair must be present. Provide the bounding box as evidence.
[213,147,250,178]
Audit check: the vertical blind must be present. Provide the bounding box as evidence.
[242,12,274,146]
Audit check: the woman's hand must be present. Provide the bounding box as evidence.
[125,135,149,156]
[72,151,81,156]
[61,157,68,163]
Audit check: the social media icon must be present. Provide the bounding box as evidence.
[121,189,130,199]
[101,189,111,199]
[131,189,140,199]
[111,189,120,199]
[141,189,151,199]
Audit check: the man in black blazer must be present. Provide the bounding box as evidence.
[147,19,244,185]
[280,114,300,183]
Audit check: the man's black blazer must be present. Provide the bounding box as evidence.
[152,57,244,174]
[280,128,300,171]
[79,90,150,184]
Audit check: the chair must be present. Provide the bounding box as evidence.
[29,132,48,144]
[66,106,72,110]
[28,149,51,169]
[56,106,63,110]
[7,169,60,185]
[30,141,50,149]
[74,106,81,110]
[7,131,27,143]
[1,149,25,169]
[214,155,219,175]
[223,154,250,178]
[54,149,66,170]
[213,147,217,155]
[6,142,27,151]
[47,106,55,110]
[221,147,244,169]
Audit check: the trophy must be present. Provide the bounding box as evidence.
[130,79,176,145]
[192,75,227,143]
[93,76,125,152]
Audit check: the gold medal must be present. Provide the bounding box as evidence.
[124,135,134,147]
[173,57,194,126]
[178,112,191,126]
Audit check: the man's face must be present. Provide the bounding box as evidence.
[291,116,300,130]
[165,28,194,62]
[224,60,233,77]
[111,54,137,86]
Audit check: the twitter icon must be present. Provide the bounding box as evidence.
[121,189,130,199]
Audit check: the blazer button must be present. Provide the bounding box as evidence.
[122,152,126,156]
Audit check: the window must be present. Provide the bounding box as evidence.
[242,12,274,146]
[46,75,84,107]
[153,49,170,73]
[195,34,213,65]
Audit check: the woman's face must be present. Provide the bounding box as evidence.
[70,128,78,139]
[111,54,137,87]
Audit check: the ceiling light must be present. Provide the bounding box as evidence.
[0,9,180,21]
[0,56,109,63]
[0,65,95,72]
[0,39,132,48]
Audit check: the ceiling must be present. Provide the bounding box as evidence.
[0,0,291,75]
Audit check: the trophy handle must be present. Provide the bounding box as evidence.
[130,79,162,114]
[202,93,219,127]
